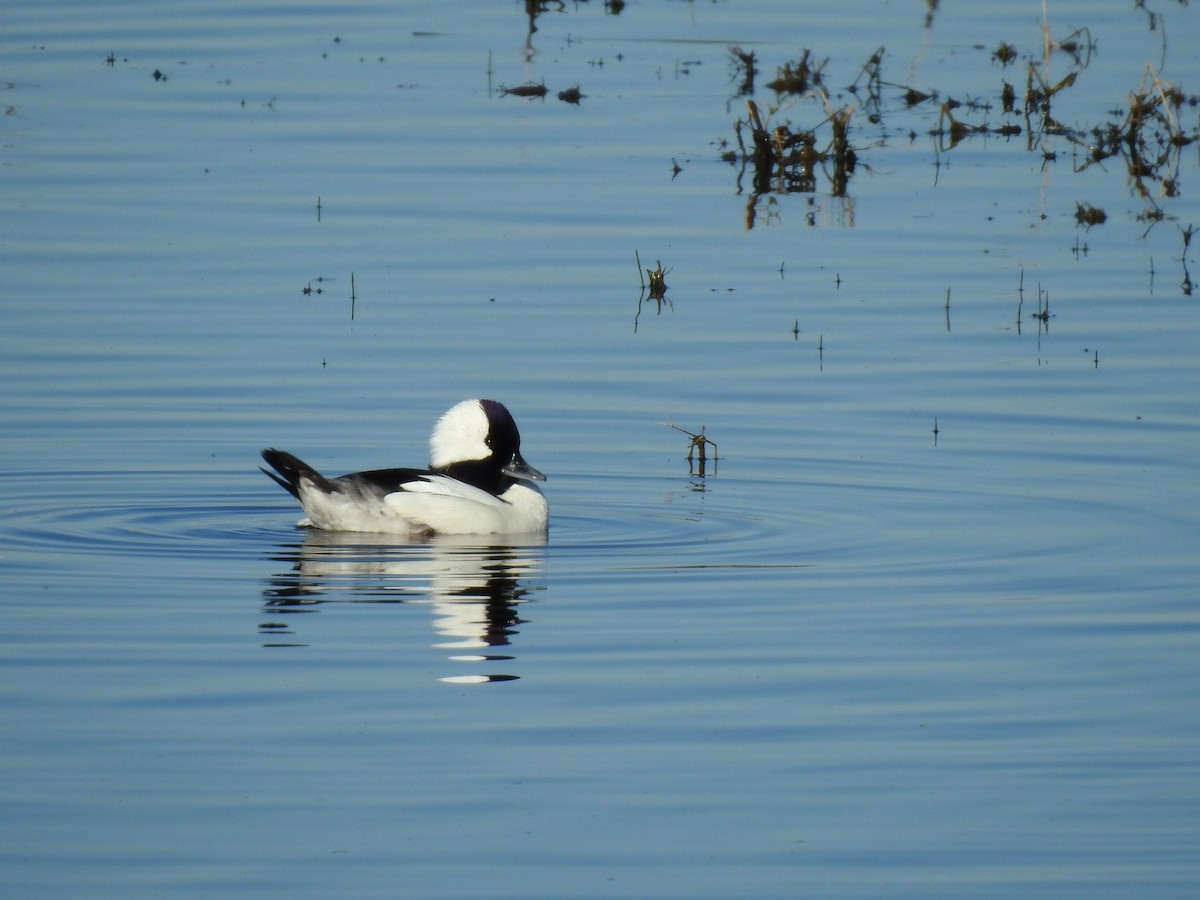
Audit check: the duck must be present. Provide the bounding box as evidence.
[260,399,548,536]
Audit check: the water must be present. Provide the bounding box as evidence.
[2,1,1198,896]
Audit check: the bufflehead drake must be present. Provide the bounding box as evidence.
[261,399,548,536]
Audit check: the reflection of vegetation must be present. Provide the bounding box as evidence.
[500,81,548,99]
[1076,67,1193,209]
[522,0,565,58]
[720,48,860,227]
[634,251,672,332]
[717,25,1198,239]
[723,96,857,229]
[728,46,756,96]
[505,0,1195,285]
[661,422,718,478]
[993,42,1019,67]
[1075,202,1107,228]
[1178,224,1195,296]
[764,50,826,96]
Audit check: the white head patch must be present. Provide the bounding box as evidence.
[429,399,492,469]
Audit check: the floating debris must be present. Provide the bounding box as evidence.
[633,251,672,331]
[992,42,1019,67]
[1075,202,1107,227]
[932,101,990,149]
[1001,80,1017,112]
[1074,66,1196,207]
[765,49,826,95]
[704,28,1197,276]
[1049,26,1096,68]
[729,98,856,202]
[729,46,756,96]
[1179,223,1195,295]
[500,81,548,99]
[1025,65,1077,118]
[646,261,668,300]
[661,422,719,477]
[556,85,583,104]
[847,47,886,120]
[903,87,934,107]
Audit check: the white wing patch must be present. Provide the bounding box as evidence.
[383,475,508,534]
[392,475,504,505]
[293,473,545,535]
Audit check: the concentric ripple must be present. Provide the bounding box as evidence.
[0,470,279,564]
[545,472,846,571]
[0,468,831,566]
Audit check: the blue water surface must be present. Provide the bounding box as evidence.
[2,1,1198,897]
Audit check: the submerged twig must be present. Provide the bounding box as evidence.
[634,253,672,331]
[661,421,719,477]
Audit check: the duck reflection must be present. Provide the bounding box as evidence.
[261,530,546,682]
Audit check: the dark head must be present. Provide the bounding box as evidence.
[429,399,545,483]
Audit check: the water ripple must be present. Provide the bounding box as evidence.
[0,469,852,571]
[0,470,275,562]
[546,474,834,571]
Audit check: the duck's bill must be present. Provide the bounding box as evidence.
[504,452,546,482]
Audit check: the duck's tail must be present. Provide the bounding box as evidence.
[260,449,330,499]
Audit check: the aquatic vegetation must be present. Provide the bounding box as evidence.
[489,0,1192,259]
[765,50,826,96]
[722,95,857,227]
[1178,224,1196,295]
[715,25,1198,236]
[1075,202,1107,228]
[498,80,582,103]
[633,251,672,331]
[848,47,886,121]
[992,42,1019,67]
[661,422,718,477]
[556,85,583,104]
[1073,66,1196,206]
[1014,270,1056,343]
[728,46,756,97]
[719,48,847,219]
[499,81,548,99]
[646,262,668,301]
